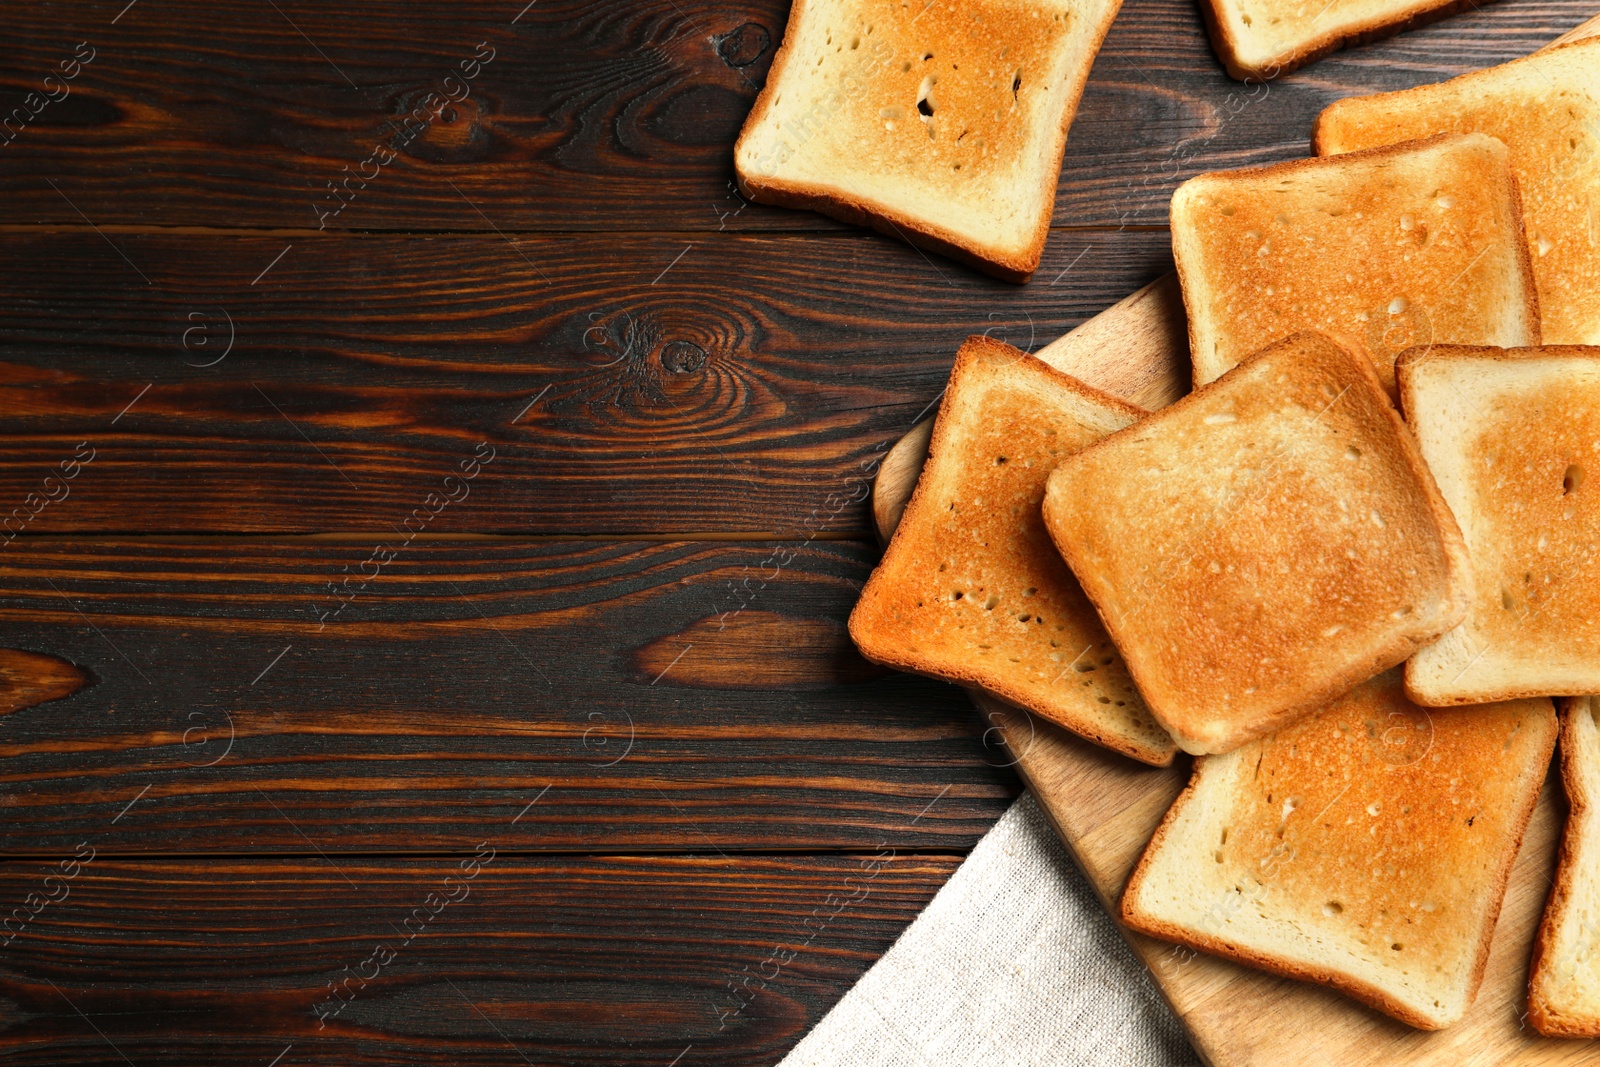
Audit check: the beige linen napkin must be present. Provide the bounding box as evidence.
[779,792,1199,1067]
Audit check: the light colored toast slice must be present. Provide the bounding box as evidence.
[848,335,1177,766]
[1172,132,1540,397]
[1197,0,1482,80]
[1121,669,1558,1030]
[1042,331,1471,755]
[1530,695,1600,1037]
[1314,38,1600,347]
[1398,344,1600,704]
[733,0,1122,282]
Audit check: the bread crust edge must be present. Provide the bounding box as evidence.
[1529,698,1600,1037]
[1198,0,1496,81]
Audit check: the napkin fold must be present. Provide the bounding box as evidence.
[780,792,1200,1067]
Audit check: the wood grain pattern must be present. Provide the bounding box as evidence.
[873,277,1590,1063]
[0,853,959,1065]
[0,537,1016,853]
[0,230,1169,534]
[0,0,1593,232]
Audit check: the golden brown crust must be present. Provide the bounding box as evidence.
[734,171,1043,283]
[1122,679,1557,1030]
[849,335,1175,765]
[1199,0,1488,81]
[732,0,1123,283]
[1528,698,1600,1036]
[1045,331,1471,754]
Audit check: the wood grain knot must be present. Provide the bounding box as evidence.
[659,340,706,374]
[714,23,771,68]
[633,612,885,689]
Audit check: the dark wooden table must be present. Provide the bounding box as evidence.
[0,1,1588,1062]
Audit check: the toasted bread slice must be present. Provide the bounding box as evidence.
[1043,331,1471,755]
[1530,696,1600,1036]
[1122,670,1558,1030]
[1398,344,1600,704]
[1315,39,1600,347]
[1173,133,1540,396]
[1198,0,1481,80]
[848,335,1177,765]
[733,0,1121,282]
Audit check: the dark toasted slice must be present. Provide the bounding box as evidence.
[1122,669,1558,1030]
[1399,344,1600,704]
[1044,331,1471,755]
[1173,132,1540,397]
[848,334,1177,765]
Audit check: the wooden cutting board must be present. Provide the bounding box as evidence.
[871,274,1588,1066]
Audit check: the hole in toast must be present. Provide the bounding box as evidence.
[1022,587,1036,597]
[952,590,964,600]
[1501,587,1515,611]
[1075,662,1096,672]
[1564,463,1584,494]
[1345,446,1361,460]
[983,594,998,610]
[1323,901,1343,916]
[994,455,1007,465]
[850,36,859,49]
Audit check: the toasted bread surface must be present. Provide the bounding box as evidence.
[848,335,1176,765]
[1122,670,1557,1029]
[1530,696,1600,1036]
[733,0,1121,282]
[1199,0,1480,80]
[1399,345,1600,704]
[1315,39,1600,347]
[1043,332,1471,755]
[1173,133,1540,396]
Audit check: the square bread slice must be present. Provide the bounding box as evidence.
[1198,0,1480,80]
[1530,695,1600,1037]
[848,334,1177,766]
[733,0,1122,282]
[1122,669,1558,1030]
[1043,331,1471,755]
[1173,132,1540,397]
[1398,344,1600,704]
[1315,38,1600,347]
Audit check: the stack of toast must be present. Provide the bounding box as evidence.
[848,25,1600,1036]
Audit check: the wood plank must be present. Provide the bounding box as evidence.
[0,538,1016,853]
[871,277,1588,1063]
[0,230,1171,534]
[0,852,959,1065]
[0,0,1592,231]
